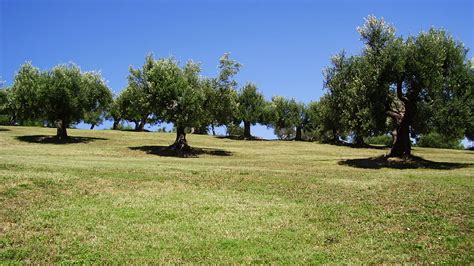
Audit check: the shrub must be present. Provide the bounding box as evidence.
[416,132,463,149]
[365,135,392,146]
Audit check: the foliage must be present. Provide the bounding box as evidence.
[313,94,346,142]
[209,53,241,128]
[126,55,162,130]
[237,83,266,125]
[416,132,463,150]
[365,134,392,146]
[236,83,267,138]
[269,96,307,140]
[226,123,244,136]
[0,88,14,125]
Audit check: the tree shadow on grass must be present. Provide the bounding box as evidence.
[129,145,232,158]
[215,135,269,141]
[0,128,11,131]
[16,135,107,144]
[339,155,472,170]
[328,141,388,150]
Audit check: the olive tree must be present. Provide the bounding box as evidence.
[270,96,307,141]
[133,55,209,149]
[236,83,266,139]
[208,53,241,134]
[357,16,473,157]
[11,63,112,139]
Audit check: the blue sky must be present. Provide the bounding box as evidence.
[1,0,473,139]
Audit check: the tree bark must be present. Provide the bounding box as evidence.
[90,124,95,130]
[173,125,189,150]
[388,81,414,158]
[295,126,303,141]
[389,113,412,157]
[243,121,251,139]
[56,119,68,140]
[211,124,216,136]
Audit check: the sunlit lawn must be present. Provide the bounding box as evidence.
[0,126,473,263]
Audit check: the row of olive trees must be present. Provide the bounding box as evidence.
[0,16,472,157]
[0,53,321,149]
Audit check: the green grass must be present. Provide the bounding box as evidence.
[0,126,473,263]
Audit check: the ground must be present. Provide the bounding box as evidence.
[0,126,473,263]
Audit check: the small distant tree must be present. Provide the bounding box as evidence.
[11,63,112,139]
[208,53,241,134]
[236,83,266,139]
[115,86,153,131]
[323,51,388,146]
[127,57,160,131]
[108,96,123,130]
[270,96,307,141]
[315,94,346,143]
[416,132,463,150]
[84,110,105,130]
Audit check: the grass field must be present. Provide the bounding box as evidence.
[0,126,473,263]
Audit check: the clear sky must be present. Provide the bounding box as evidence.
[1,0,473,139]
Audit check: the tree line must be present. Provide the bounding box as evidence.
[0,16,472,157]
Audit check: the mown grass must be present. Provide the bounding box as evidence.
[0,126,473,263]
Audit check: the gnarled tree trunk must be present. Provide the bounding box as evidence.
[173,125,189,150]
[56,119,68,140]
[389,111,412,157]
[387,81,415,158]
[243,121,251,139]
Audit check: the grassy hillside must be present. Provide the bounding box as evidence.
[0,126,473,263]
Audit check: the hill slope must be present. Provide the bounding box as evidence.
[1,126,473,263]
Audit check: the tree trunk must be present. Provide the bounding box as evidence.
[243,121,251,139]
[56,119,68,140]
[388,81,415,158]
[353,134,365,146]
[332,129,338,142]
[136,117,146,131]
[211,124,216,136]
[112,119,120,130]
[295,126,303,141]
[389,115,411,157]
[90,124,95,130]
[173,125,189,150]
[133,120,140,131]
